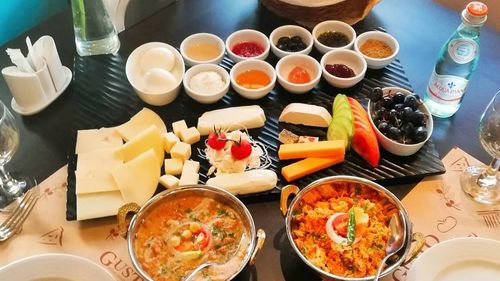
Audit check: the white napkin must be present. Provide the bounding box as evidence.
[33,36,66,91]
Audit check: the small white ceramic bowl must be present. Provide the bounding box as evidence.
[312,20,356,54]
[183,64,230,104]
[320,49,366,88]
[269,25,313,58]
[354,31,399,69]
[275,54,321,94]
[126,42,185,106]
[226,29,270,63]
[230,59,276,100]
[368,87,433,156]
[180,33,225,66]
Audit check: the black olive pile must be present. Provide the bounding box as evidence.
[276,36,307,52]
[370,87,428,144]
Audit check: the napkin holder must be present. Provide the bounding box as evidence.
[2,36,72,116]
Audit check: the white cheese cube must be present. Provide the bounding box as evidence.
[179,127,201,145]
[159,175,179,189]
[170,142,191,161]
[164,158,183,176]
[163,132,180,153]
[178,160,200,186]
[179,172,199,186]
[182,160,200,174]
[172,120,188,138]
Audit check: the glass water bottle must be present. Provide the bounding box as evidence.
[424,2,488,118]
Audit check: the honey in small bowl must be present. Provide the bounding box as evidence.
[186,43,221,61]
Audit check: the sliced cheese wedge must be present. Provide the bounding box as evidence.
[281,156,344,182]
[278,140,345,160]
[75,147,123,194]
[115,108,167,141]
[75,174,118,194]
[206,169,277,195]
[197,105,266,135]
[75,128,123,154]
[279,103,332,128]
[76,190,125,221]
[112,149,160,206]
[116,125,164,166]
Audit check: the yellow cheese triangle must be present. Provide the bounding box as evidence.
[116,108,167,141]
[112,149,160,206]
[116,125,164,166]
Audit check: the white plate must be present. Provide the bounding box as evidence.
[11,66,72,116]
[0,253,116,281]
[407,237,500,281]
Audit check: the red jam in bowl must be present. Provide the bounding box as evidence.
[325,64,355,78]
[232,41,264,58]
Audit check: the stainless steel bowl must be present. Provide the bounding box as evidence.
[280,176,423,281]
[118,184,265,281]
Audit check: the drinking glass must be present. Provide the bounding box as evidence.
[0,101,37,209]
[461,91,500,204]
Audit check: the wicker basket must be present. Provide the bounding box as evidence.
[261,0,380,28]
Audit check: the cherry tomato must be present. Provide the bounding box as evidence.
[207,131,226,150]
[230,139,252,160]
[332,213,349,238]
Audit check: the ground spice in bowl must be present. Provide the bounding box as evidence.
[360,39,393,58]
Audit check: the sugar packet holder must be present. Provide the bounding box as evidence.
[2,36,71,116]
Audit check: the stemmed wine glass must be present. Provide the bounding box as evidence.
[461,90,500,204]
[0,100,37,209]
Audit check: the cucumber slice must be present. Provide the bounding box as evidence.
[327,123,349,148]
[332,116,354,138]
[330,94,354,149]
[333,94,349,112]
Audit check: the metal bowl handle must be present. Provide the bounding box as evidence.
[402,232,425,265]
[280,185,300,216]
[249,229,266,265]
[117,202,141,238]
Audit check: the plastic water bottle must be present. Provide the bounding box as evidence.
[70,0,120,56]
[424,2,488,118]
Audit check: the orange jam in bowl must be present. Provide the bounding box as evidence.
[236,69,271,89]
[288,66,311,84]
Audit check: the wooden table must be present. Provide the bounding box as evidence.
[0,0,498,280]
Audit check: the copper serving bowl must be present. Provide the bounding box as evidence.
[118,185,265,281]
[280,176,424,281]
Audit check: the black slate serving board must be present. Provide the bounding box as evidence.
[66,40,445,221]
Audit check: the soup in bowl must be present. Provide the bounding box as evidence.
[119,185,265,281]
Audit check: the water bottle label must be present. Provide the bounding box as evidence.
[447,38,478,64]
[427,70,468,105]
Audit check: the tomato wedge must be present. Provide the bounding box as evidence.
[195,227,211,249]
[332,213,348,238]
[348,97,380,167]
